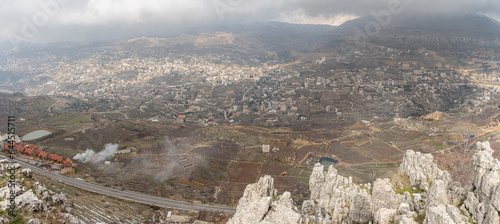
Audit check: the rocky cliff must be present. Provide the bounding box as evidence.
[228,141,500,224]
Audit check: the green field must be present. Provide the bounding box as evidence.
[43,113,92,125]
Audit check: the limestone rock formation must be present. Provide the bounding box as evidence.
[423,204,457,224]
[462,141,500,224]
[227,175,302,224]
[373,208,397,224]
[21,168,32,178]
[260,192,303,224]
[371,178,399,212]
[0,162,79,223]
[230,141,500,224]
[13,190,43,212]
[399,150,451,191]
[394,202,418,224]
[348,193,372,223]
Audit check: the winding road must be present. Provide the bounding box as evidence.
[1,155,236,214]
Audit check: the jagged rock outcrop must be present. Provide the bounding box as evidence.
[260,191,303,224]
[373,208,397,224]
[0,184,23,199]
[399,150,452,191]
[304,163,417,224]
[394,202,418,224]
[21,168,32,178]
[0,182,78,222]
[462,141,500,224]
[0,162,21,178]
[424,204,457,224]
[309,164,379,223]
[371,178,399,212]
[0,161,79,223]
[227,175,302,224]
[348,194,372,223]
[13,190,43,212]
[426,179,450,207]
[230,141,499,224]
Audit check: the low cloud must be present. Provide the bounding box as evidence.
[1,0,499,43]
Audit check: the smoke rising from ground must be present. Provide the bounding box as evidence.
[73,143,119,164]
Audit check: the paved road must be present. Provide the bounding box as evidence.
[1,155,236,214]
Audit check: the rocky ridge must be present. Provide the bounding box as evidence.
[0,159,79,224]
[228,141,500,224]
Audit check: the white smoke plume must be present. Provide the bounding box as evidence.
[73,143,119,163]
[73,149,95,163]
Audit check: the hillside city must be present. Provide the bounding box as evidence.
[2,42,499,128]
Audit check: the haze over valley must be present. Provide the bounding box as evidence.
[0,1,500,223]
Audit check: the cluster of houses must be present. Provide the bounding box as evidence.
[3,142,72,168]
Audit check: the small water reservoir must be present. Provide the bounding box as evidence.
[22,130,52,141]
[319,157,339,166]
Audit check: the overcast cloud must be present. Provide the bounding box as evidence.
[1,0,499,44]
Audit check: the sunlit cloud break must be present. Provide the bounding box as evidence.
[280,9,359,26]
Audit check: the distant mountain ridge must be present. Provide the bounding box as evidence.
[336,13,500,38]
[330,13,500,51]
[2,15,500,65]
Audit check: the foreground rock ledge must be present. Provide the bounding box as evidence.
[0,160,79,223]
[228,141,500,224]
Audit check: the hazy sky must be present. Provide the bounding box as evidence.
[1,0,500,44]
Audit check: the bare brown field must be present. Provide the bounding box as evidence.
[224,162,262,183]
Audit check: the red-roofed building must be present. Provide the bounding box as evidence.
[48,153,56,160]
[15,144,23,153]
[48,153,64,163]
[4,142,19,152]
[63,158,72,167]
[37,151,49,161]
[177,114,186,122]
[25,147,35,156]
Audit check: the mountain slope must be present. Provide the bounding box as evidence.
[337,14,500,38]
[328,14,500,52]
